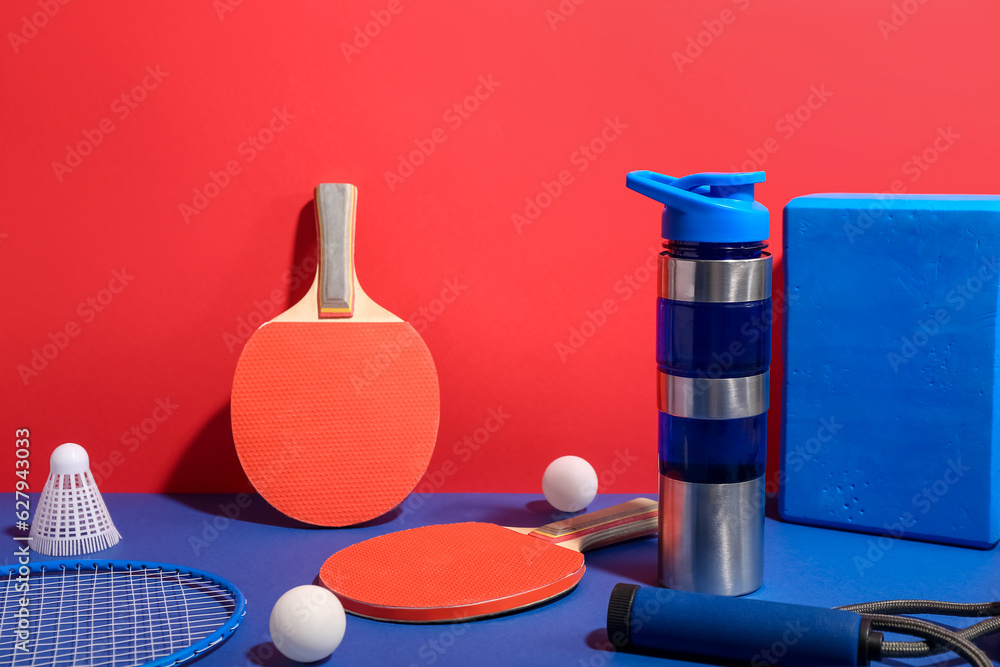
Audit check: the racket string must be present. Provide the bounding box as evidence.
[0,564,240,667]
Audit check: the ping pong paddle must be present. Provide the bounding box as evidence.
[231,184,440,527]
[319,498,658,623]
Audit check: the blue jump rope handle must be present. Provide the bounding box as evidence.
[607,584,880,666]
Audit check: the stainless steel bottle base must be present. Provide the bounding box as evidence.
[658,474,764,596]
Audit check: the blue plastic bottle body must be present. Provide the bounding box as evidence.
[658,241,770,484]
[657,300,771,377]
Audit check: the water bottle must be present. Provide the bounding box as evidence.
[626,170,772,596]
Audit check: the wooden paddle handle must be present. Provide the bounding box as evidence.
[528,498,658,553]
[315,183,358,318]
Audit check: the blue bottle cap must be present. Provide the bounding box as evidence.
[626,170,769,243]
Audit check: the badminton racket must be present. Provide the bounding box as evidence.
[0,559,246,666]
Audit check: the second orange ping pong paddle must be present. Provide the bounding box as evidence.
[231,184,440,527]
[319,498,658,622]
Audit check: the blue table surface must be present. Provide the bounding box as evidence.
[4,492,999,667]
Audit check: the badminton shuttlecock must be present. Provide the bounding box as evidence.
[29,443,122,556]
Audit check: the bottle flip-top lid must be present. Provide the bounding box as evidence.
[626,170,769,242]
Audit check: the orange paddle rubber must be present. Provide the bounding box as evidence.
[231,184,440,526]
[319,498,658,622]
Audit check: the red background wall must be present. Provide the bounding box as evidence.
[3,0,998,494]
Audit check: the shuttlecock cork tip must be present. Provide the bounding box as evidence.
[50,442,90,475]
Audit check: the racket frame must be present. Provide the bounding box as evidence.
[0,559,247,667]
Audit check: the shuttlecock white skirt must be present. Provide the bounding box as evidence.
[29,443,122,556]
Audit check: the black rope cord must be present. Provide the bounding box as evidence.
[834,599,1000,667]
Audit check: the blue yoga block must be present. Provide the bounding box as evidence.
[781,194,1000,549]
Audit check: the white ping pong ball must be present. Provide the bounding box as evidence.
[543,455,598,512]
[270,585,346,663]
